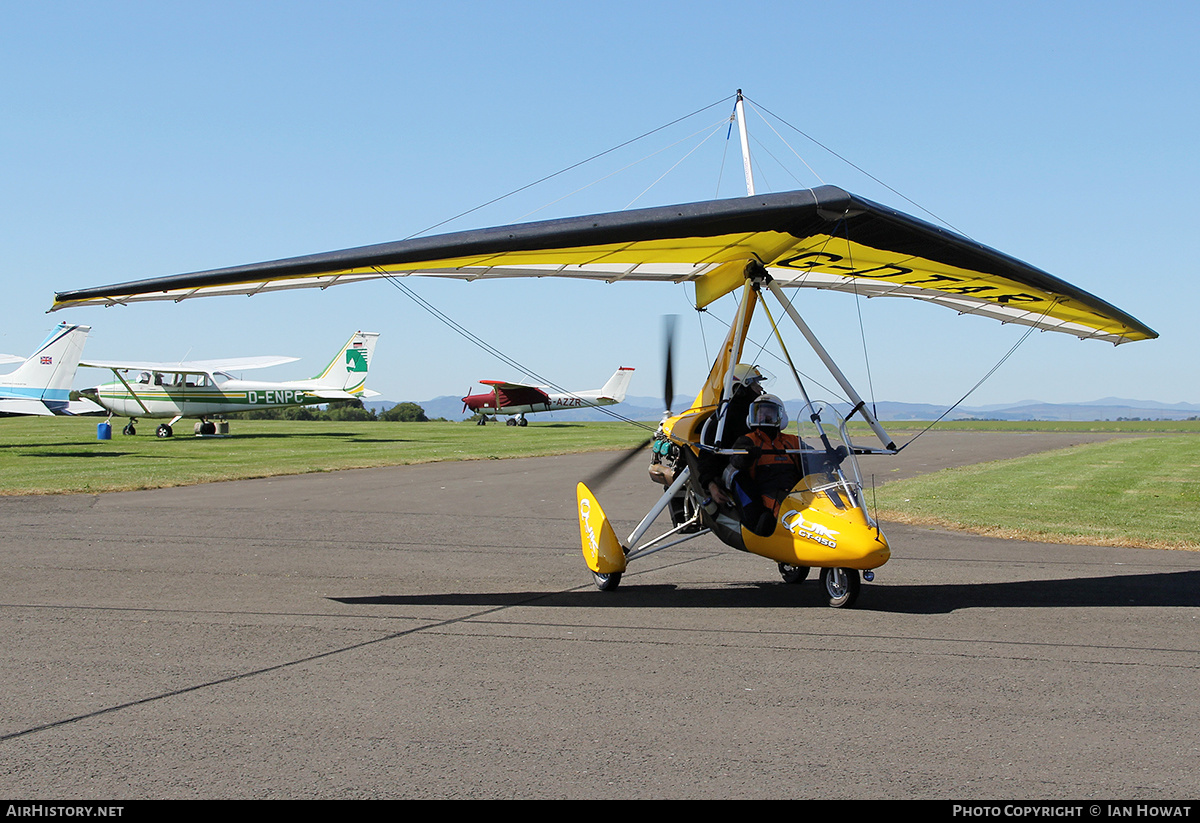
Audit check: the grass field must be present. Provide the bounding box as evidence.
[0,417,653,495]
[3,416,1197,551]
[873,435,1200,550]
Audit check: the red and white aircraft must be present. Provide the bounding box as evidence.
[462,367,633,426]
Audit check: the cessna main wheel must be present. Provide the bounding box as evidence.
[156,424,173,438]
[819,567,861,608]
[592,571,622,591]
[778,563,810,584]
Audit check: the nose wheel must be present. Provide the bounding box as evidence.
[819,567,860,608]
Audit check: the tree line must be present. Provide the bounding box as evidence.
[230,400,433,422]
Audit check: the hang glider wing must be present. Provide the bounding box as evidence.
[80,355,300,374]
[478,380,552,407]
[52,187,1156,345]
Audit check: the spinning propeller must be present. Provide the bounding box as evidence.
[583,315,677,490]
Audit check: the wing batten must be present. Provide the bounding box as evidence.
[51,186,1155,344]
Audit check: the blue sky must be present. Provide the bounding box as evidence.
[3,1,1196,410]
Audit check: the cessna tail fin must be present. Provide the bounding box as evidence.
[598,367,634,403]
[0,323,91,415]
[577,482,627,574]
[312,331,380,394]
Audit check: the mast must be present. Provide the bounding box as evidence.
[735,90,755,196]
[733,90,896,453]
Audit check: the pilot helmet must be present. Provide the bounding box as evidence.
[732,363,764,390]
[746,394,788,429]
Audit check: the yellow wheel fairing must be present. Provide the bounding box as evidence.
[576,483,626,575]
[742,484,891,571]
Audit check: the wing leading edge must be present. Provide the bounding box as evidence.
[79,356,300,374]
[51,186,1156,345]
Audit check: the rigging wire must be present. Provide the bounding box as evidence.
[378,270,657,433]
[737,96,1048,447]
[623,121,727,210]
[742,98,826,187]
[698,298,849,404]
[379,90,1038,453]
[367,95,743,433]
[402,95,733,240]
[894,302,1061,452]
[714,113,733,198]
[523,117,729,221]
[828,216,881,421]
[743,94,969,238]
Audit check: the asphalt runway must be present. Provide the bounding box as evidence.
[2,431,1198,799]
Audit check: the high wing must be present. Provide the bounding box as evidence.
[52,187,1156,345]
[478,380,552,407]
[0,354,25,366]
[80,355,299,373]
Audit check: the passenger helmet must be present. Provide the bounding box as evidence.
[746,394,788,429]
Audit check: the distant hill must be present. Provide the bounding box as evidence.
[367,395,1200,423]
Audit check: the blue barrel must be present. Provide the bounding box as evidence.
[97,422,112,441]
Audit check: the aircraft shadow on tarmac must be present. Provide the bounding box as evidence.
[332,569,1200,614]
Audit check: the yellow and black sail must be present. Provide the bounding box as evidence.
[52,186,1155,345]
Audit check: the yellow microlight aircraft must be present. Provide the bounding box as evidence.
[51,93,1155,605]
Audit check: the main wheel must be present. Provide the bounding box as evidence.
[819,567,861,608]
[505,418,517,426]
[778,563,810,584]
[156,424,173,438]
[592,571,622,591]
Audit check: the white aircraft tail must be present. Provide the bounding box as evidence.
[311,331,380,394]
[0,323,91,414]
[598,367,634,403]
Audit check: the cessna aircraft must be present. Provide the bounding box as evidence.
[463,367,633,425]
[78,331,380,436]
[51,92,1155,605]
[0,323,98,416]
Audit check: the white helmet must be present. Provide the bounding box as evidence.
[732,363,764,389]
[747,394,788,429]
